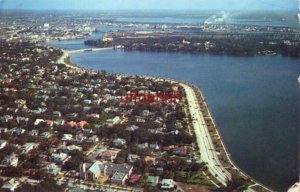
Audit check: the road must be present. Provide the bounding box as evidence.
[180,83,231,186]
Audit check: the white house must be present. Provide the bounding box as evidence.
[160,179,175,190]
[112,138,126,147]
[127,154,140,163]
[0,139,7,149]
[87,135,99,143]
[62,134,73,141]
[1,178,20,192]
[51,153,70,164]
[0,153,18,167]
[28,129,38,137]
[34,119,44,126]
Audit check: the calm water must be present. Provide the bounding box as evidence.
[65,49,299,191]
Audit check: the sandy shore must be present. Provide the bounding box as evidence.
[56,50,80,69]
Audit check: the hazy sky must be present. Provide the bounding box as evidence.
[0,0,297,10]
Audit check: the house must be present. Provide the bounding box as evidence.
[77,121,88,128]
[125,125,139,132]
[87,135,99,143]
[0,153,18,167]
[99,150,118,161]
[160,179,175,190]
[45,163,61,176]
[106,116,120,126]
[112,138,126,147]
[128,174,142,185]
[142,110,151,117]
[28,129,38,136]
[156,167,164,175]
[150,143,160,151]
[146,176,159,186]
[144,156,157,165]
[53,111,62,118]
[60,145,82,153]
[80,161,106,180]
[40,132,51,138]
[92,99,101,105]
[8,128,25,136]
[173,146,188,156]
[62,134,73,141]
[74,133,86,142]
[54,119,65,126]
[136,118,145,123]
[137,142,149,149]
[105,163,133,176]
[51,153,70,164]
[44,120,54,127]
[127,154,140,163]
[67,113,78,118]
[111,172,128,185]
[0,115,13,123]
[83,129,93,135]
[0,127,8,133]
[66,121,77,128]
[1,178,20,192]
[16,116,29,124]
[0,139,7,149]
[83,99,92,105]
[21,142,39,154]
[34,118,44,126]
[86,113,100,119]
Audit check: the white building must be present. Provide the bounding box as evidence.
[1,178,20,192]
[0,140,7,149]
[0,153,18,167]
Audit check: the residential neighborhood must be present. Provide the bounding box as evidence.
[0,40,209,191]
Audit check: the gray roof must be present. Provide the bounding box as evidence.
[106,163,132,173]
[111,172,127,181]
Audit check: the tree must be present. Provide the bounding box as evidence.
[63,150,84,171]
[216,173,250,192]
[2,167,24,177]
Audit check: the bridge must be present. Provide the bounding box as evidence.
[67,47,113,54]
[56,47,114,68]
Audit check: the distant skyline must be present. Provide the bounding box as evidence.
[0,0,298,10]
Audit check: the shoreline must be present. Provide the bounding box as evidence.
[56,47,273,191]
[137,74,274,191]
[56,47,113,70]
[184,82,273,192]
[56,50,81,69]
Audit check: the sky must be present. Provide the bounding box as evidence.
[0,0,298,10]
